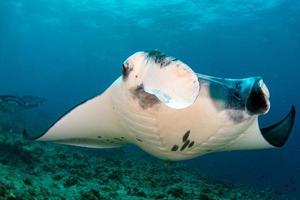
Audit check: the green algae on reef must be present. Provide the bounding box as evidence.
[0,130,286,200]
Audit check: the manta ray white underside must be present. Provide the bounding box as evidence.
[29,50,296,161]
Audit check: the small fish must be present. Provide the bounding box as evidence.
[0,95,45,113]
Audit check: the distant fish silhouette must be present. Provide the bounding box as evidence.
[289,177,295,185]
[0,95,45,113]
[29,50,296,161]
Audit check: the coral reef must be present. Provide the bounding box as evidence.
[0,130,288,200]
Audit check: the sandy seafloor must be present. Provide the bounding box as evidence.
[0,130,294,200]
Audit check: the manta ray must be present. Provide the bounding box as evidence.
[30,50,296,161]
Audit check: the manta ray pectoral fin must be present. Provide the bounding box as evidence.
[261,105,296,147]
[30,86,127,148]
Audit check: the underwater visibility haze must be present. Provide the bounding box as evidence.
[0,0,299,199]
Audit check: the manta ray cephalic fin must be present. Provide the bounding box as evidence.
[261,105,296,147]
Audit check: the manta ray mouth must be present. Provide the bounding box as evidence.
[246,79,270,115]
[260,106,296,147]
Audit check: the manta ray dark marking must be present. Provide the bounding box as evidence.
[171,145,179,151]
[131,84,160,109]
[180,140,190,151]
[182,130,191,142]
[146,50,177,67]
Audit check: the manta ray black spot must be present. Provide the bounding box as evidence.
[136,138,143,142]
[132,84,160,109]
[171,145,179,151]
[97,136,102,138]
[146,50,177,67]
[182,130,190,142]
[188,141,194,148]
[180,140,190,151]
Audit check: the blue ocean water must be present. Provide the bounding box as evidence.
[0,0,299,199]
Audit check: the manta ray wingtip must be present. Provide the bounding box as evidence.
[261,105,296,148]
